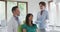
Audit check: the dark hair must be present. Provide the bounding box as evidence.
[12,6,18,13]
[25,13,33,26]
[39,1,46,6]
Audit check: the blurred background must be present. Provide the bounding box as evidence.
[0,0,60,32]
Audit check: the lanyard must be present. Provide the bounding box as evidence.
[15,17,20,26]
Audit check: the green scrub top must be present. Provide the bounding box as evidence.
[22,24,37,32]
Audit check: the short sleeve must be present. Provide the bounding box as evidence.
[22,24,26,29]
[33,24,37,29]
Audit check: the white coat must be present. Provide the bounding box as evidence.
[7,16,20,32]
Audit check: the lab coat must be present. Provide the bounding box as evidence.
[7,16,20,32]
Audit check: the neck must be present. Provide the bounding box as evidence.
[29,21,32,26]
[41,10,44,11]
[29,24,32,26]
[13,14,17,17]
[41,9,45,11]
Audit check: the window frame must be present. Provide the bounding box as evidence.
[4,1,28,20]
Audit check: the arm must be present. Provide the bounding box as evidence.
[46,11,49,23]
[22,24,27,32]
[34,24,38,32]
[36,29,39,32]
[7,19,17,32]
[22,29,26,32]
[35,13,41,24]
[13,26,17,32]
[7,20,13,32]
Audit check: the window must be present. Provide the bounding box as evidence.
[7,2,28,24]
[57,3,60,26]
[0,1,28,32]
[7,2,17,21]
[0,1,28,23]
[0,1,5,24]
[48,2,60,31]
[49,2,57,25]
[0,1,6,32]
[18,2,28,24]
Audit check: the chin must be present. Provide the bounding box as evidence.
[18,15,20,16]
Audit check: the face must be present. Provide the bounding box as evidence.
[15,8,20,16]
[28,15,33,24]
[39,4,46,11]
[29,15,33,21]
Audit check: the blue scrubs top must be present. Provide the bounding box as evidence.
[36,10,48,29]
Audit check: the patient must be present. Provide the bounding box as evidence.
[22,13,37,32]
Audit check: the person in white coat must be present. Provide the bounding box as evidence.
[7,6,20,32]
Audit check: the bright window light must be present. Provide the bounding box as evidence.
[0,1,5,24]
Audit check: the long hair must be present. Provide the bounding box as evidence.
[25,13,33,26]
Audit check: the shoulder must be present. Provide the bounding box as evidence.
[33,24,37,28]
[22,24,26,27]
[9,16,14,21]
[8,16,15,25]
[37,12,40,14]
[45,10,48,13]
[33,24,37,27]
[44,10,48,15]
[37,12,40,16]
[33,24,36,26]
[22,24,27,29]
[23,24,27,26]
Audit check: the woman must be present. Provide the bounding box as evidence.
[22,13,37,32]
